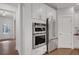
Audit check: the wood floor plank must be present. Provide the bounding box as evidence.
[48,48,79,55]
[0,39,18,55]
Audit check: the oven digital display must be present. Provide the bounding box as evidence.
[35,35,45,45]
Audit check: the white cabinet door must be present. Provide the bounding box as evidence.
[32,45,46,55]
[46,5,56,20]
[32,3,40,19]
[48,39,58,52]
[32,3,46,22]
[39,4,46,21]
[46,6,52,18]
[74,36,79,48]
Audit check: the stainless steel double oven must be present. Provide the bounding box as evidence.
[32,23,46,49]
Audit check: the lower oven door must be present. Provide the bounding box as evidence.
[32,33,46,49]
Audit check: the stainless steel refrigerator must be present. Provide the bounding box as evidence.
[46,16,58,53]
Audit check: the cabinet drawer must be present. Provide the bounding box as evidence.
[74,36,79,48]
[32,45,46,55]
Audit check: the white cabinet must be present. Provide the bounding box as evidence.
[32,3,46,22]
[46,5,56,20]
[48,39,58,52]
[32,45,46,55]
[32,3,40,19]
[74,36,79,48]
[46,6,53,18]
[39,4,46,21]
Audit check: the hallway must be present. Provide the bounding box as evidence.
[0,39,18,55]
[48,48,79,55]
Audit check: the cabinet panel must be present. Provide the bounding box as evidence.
[39,4,46,21]
[74,36,79,48]
[46,5,56,20]
[32,3,40,19]
[48,39,58,52]
[32,45,46,55]
[32,3,46,22]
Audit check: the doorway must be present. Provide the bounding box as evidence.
[0,9,17,55]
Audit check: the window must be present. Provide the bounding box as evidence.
[3,24,10,34]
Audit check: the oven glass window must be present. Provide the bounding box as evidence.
[35,35,45,45]
[35,28,42,31]
[35,28,45,32]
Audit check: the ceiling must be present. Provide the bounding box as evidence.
[4,3,79,13]
[0,9,15,18]
[6,3,79,10]
[46,3,78,9]
[6,3,18,8]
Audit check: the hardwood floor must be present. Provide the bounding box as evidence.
[1,39,79,55]
[0,39,18,55]
[48,48,79,55]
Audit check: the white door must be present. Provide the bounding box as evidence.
[58,16,72,48]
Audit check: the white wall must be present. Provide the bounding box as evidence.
[16,4,22,54]
[0,16,14,39]
[21,3,32,55]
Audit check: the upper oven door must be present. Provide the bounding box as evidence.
[32,23,46,34]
